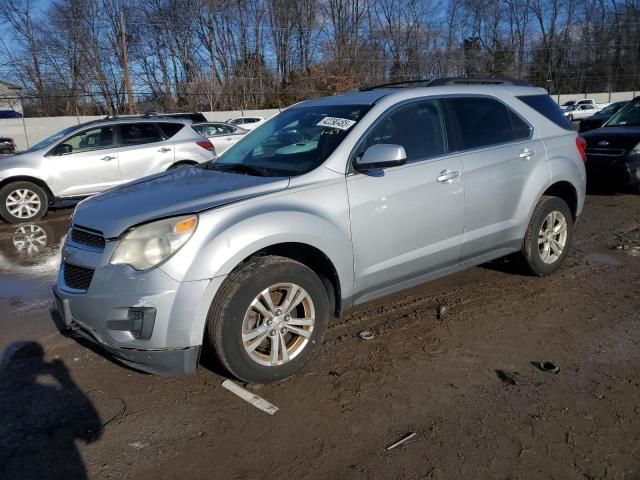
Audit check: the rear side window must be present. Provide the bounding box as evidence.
[120,123,163,145]
[157,122,183,138]
[362,99,446,162]
[517,94,573,130]
[446,97,516,149]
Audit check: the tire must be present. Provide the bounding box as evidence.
[206,255,330,383]
[0,181,48,224]
[520,195,573,276]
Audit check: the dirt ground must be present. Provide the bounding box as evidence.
[1,193,639,480]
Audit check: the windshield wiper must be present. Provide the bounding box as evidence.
[207,163,269,177]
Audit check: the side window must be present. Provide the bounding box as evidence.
[120,123,163,146]
[447,97,516,149]
[362,100,446,162]
[217,124,234,134]
[508,110,533,140]
[61,126,115,153]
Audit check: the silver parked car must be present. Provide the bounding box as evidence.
[191,122,248,153]
[53,78,587,383]
[0,117,216,223]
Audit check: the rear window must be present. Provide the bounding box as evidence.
[157,122,183,138]
[517,95,573,130]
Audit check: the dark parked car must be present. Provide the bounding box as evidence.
[0,136,16,154]
[0,110,22,119]
[582,97,640,191]
[579,101,628,133]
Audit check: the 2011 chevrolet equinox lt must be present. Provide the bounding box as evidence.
[53,78,587,384]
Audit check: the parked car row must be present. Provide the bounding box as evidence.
[581,96,640,191]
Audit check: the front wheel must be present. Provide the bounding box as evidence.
[0,181,48,224]
[206,255,330,383]
[520,196,574,276]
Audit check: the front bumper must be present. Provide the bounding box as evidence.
[586,154,640,187]
[53,238,216,376]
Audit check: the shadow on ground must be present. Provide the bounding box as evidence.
[0,342,101,479]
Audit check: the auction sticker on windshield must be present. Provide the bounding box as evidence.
[316,117,356,130]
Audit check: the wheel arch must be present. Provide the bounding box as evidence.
[0,176,53,204]
[233,242,343,318]
[542,180,579,220]
[168,160,198,170]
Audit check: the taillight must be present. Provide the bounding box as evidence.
[575,136,587,163]
[196,140,214,151]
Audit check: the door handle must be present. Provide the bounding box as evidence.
[519,148,535,159]
[437,169,461,183]
[158,147,172,153]
[101,155,115,161]
[225,137,233,141]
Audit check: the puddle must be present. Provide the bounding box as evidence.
[0,214,70,349]
[586,245,640,266]
[586,251,624,266]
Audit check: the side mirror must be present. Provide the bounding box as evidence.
[53,143,72,155]
[355,144,407,171]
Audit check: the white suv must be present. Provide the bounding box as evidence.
[0,117,216,223]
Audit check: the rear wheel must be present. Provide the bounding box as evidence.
[0,181,48,224]
[206,255,329,383]
[520,196,573,276]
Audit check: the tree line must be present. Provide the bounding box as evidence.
[1,0,639,116]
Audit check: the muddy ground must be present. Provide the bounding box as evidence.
[1,193,639,480]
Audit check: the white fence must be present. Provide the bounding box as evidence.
[0,109,280,151]
[2,90,639,151]
[554,91,638,105]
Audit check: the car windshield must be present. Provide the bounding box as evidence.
[599,102,625,115]
[208,105,370,177]
[24,124,83,152]
[605,99,640,127]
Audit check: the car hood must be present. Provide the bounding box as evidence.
[73,166,290,238]
[581,126,640,149]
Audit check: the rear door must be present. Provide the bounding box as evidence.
[47,125,121,197]
[347,98,465,302]
[443,96,546,261]
[116,122,174,182]
[212,124,246,153]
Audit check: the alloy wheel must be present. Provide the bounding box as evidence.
[242,283,315,367]
[5,189,42,219]
[538,210,568,264]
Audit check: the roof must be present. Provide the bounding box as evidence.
[0,80,22,90]
[295,84,547,109]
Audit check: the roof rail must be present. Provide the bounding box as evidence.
[427,76,530,87]
[360,79,434,91]
[361,76,530,91]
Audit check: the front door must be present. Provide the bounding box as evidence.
[347,99,465,303]
[48,125,121,197]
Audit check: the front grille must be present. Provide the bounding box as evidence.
[585,147,626,157]
[71,227,105,249]
[63,263,95,291]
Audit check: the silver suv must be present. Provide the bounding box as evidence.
[53,79,587,384]
[0,117,215,223]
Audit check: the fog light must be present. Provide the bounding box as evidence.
[107,307,156,340]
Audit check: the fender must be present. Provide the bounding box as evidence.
[159,181,355,299]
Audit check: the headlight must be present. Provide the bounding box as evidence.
[110,215,198,270]
[632,142,640,154]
